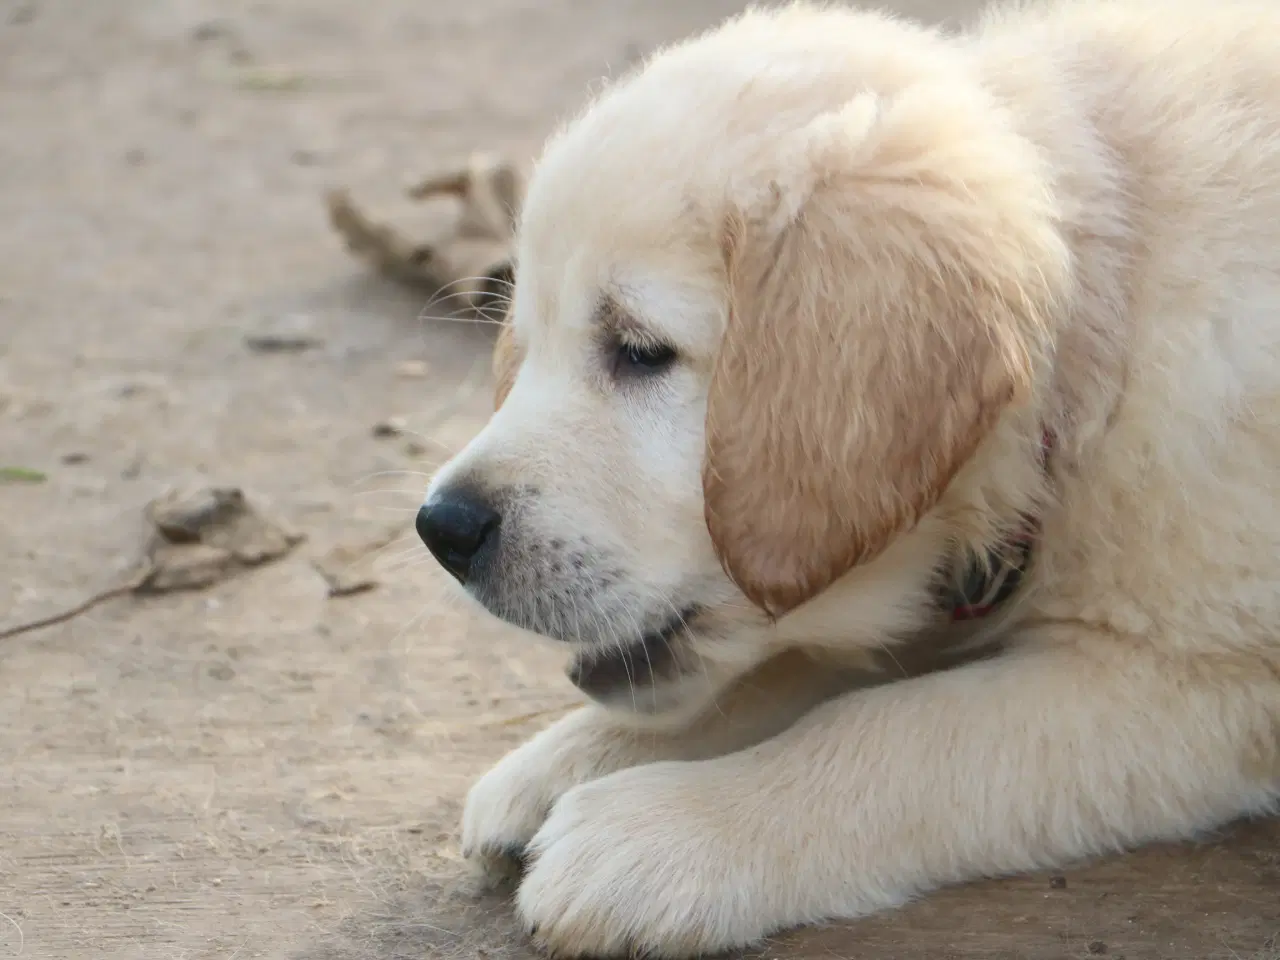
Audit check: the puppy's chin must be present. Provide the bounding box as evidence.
[565,614,730,723]
[565,616,762,727]
[567,645,722,723]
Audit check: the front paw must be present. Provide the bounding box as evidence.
[516,764,774,959]
[461,706,660,888]
[461,743,562,888]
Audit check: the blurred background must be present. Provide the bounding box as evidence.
[1,2,1275,959]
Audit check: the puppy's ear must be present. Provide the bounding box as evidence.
[492,317,524,409]
[704,90,1068,617]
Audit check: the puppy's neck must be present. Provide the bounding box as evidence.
[972,29,1140,471]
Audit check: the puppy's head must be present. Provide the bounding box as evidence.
[422,6,1069,719]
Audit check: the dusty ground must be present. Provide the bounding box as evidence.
[1,1,1277,958]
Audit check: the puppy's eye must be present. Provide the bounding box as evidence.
[613,340,677,377]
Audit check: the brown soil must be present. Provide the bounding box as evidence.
[1,1,1276,958]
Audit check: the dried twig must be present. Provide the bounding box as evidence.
[0,564,155,641]
[1,486,303,641]
[326,151,523,314]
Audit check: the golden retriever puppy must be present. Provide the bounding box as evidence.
[416,0,1280,955]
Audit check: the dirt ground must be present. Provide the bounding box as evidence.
[1,1,1277,958]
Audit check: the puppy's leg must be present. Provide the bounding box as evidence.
[517,636,1280,958]
[461,647,866,885]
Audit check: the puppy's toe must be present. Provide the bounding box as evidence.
[515,767,770,959]
[467,841,527,891]
[461,754,556,882]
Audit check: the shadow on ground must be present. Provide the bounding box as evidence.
[298,814,1280,960]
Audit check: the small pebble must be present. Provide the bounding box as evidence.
[1049,875,1067,889]
[190,19,232,43]
[372,417,407,438]
[1088,941,1108,955]
[244,314,324,353]
[61,451,90,465]
[395,360,430,379]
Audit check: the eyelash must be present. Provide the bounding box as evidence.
[612,339,678,377]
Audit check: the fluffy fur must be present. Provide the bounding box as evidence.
[423,1,1280,955]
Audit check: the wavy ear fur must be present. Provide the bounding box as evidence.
[703,89,1068,617]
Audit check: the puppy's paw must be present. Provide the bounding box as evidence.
[462,706,663,888]
[461,745,559,888]
[516,764,774,959]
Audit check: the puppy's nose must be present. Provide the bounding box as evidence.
[416,489,501,584]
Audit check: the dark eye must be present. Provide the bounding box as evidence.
[614,340,677,377]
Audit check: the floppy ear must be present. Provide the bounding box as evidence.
[703,90,1067,617]
[492,316,524,409]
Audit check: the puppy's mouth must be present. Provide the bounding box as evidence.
[567,607,699,704]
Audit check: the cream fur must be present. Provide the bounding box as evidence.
[424,1,1280,955]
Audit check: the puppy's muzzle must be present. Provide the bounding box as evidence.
[417,487,501,584]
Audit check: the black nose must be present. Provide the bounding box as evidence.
[416,490,501,584]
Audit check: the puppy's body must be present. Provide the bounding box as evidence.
[422,2,1280,955]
